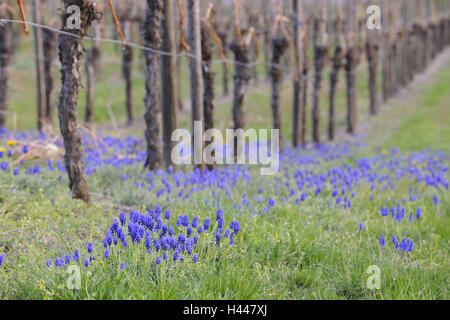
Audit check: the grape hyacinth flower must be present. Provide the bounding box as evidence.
[408,239,414,252]
[145,232,152,252]
[106,230,113,246]
[216,233,221,247]
[217,217,224,232]
[111,219,119,232]
[378,234,385,247]
[87,241,93,254]
[433,195,439,206]
[120,262,125,269]
[73,248,79,262]
[230,221,240,234]
[359,222,364,230]
[192,215,199,228]
[154,237,160,252]
[192,253,198,263]
[0,252,5,266]
[400,238,408,251]
[104,248,110,259]
[181,214,189,227]
[392,234,399,249]
[204,217,210,232]
[155,256,161,265]
[120,211,127,226]
[84,258,89,267]
[216,208,224,221]
[161,223,168,236]
[46,259,52,268]
[416,207,422,220]
[55,257,63,267]
[178,233,186,245]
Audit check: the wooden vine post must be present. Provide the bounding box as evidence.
[292,0,302,148]
[201,5,216,171]
[84,22,102,124]
[161,0,179,169]
[143,0,163,170]
[120,6,134,126]
[329,3,345,141]
[345,0,358,135]
[366,2,380,115]
[57,0,100,203]
[32,0,46,131]
[42,22,58,123]
[299,0,309,145]
[0,1,15,128]
[270,35,289,152]
[381,0,392,102]
[217,25,230,97]
[401,0,409,87]
[176,0,188,111]
[230,0,252,158]
[187,0,205,171]
[312,0,328,144]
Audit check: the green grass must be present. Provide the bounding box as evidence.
[0,43,449,300]
[381,72,450,152]
[0,142,448,299]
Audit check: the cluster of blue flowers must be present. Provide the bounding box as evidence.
[0,252,5,266]
[392,234,414,252]
[379,203,423,223]
[2,128,448,264]
[2,129,446,214]
[45,207,240,269]
[378,233,414,253]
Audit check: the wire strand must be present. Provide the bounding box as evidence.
[0,18,368,80]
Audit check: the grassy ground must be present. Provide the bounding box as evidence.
[0,45,449,300]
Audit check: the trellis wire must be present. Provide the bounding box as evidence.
[0,17,365,79]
